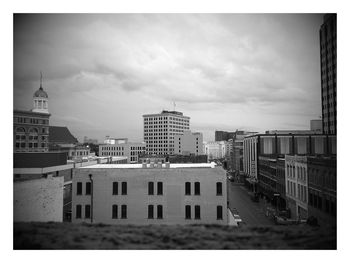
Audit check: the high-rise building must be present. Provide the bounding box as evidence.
[143,110,190,155]
[320,14,337,134]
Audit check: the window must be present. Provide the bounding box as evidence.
[195,205,201,219]
[217,206,223,220]
[194,182,200,195]
[85,205,91,218]
[185,182,191,195]
[113,182,118,195]
[121,205,127,219]
[157,182,163,195]
[122,182,127,195]
[86,182,91,195]
[148,182,154,195]
[216,182,222,196]
[112,205,118,219]
[148,205,154,219]
[157,205,163,219]
[77,182,82,195]
[185,205,191,219]
[76,205,82,219]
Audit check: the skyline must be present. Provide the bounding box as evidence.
[14,14,324,142]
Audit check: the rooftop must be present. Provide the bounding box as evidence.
[49,126,78,144]
[79,162,216,169]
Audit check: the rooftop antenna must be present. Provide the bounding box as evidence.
[173,101,176,111]
[40,71,43,89]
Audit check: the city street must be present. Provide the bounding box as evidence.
[227,180,274,226]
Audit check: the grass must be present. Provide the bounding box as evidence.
[14,222,336,250]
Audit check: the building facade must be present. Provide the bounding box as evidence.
[13,83,50,153]
[320,14,337,134]
[203,141,229,160]
[307,157,336,228]
[72,163,228,225]
[143,110,190,155]
[285,155,308,220]
[99,141,146,163]
[174,130,203,155]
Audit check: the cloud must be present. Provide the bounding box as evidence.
[13,14,324,142]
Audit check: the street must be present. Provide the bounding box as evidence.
[227,180,274,226]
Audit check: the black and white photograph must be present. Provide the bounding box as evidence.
[6,0,346,255]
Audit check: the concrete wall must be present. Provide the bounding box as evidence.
[72,166,227,225]
[14,175,64,222]
[174,131,203,155]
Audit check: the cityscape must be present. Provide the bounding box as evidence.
[13,13,336,250]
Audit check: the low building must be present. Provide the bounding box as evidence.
[99,140,146,163]
[203,141,229,160]
[72,163,228,225]
[174,130,203,155]
[307,157,336,228]
[285,155,308,220]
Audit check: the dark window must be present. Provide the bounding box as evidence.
[85,205,91,218]
[217,206,223,220]
[76,205,82,219]
[157,182,163,195]
[157,205,163,219]
[121,205,127,219]
[216,182,222,196]
[195,205,200,219]
[148,205,154,219]
[86,182,91,195]
[77,182,82,195]
[148,182,154,195]
[185,205,191,219]
[113,182,118,195]
[122,182,127,195]
[112,205,118,219]
[185,182,191,195]
[194,182,200,195]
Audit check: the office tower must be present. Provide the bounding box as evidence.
[320,14,337,134]
[143,110,190,155]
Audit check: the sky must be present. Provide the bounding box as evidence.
[13,13,324,142]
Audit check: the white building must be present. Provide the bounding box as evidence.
[203,141,229,160]
[143,110,190,155]
[285,155,308,220]
[72,163,228,225]
[174,130,203,155]
[99,140,146,163]
[243,136,259,179]
[104,137,128,145]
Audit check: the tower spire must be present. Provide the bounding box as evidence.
[40,71,43,90]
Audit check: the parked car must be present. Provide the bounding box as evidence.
[227,175,234,181]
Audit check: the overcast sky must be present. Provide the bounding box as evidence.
[14,14,324,142]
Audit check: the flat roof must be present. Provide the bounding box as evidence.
[79,162,217,169]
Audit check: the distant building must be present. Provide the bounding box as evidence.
[48,126,92,161]
[13,80,50,153]
[174,130,203,155]
[320,14,337,134]
[310,120,322,133]
[99,140,146,163]
[203,141,229,160]
[83,136,98,144]
[143,110,190,155]
[104,137,128,145]
[72,163,228,225]
[215,130,235,142]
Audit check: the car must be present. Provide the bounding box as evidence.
[227,175,234,181]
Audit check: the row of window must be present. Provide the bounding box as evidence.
[76,181,223,197]
[76,204,224,220]
[14,118,49,125]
